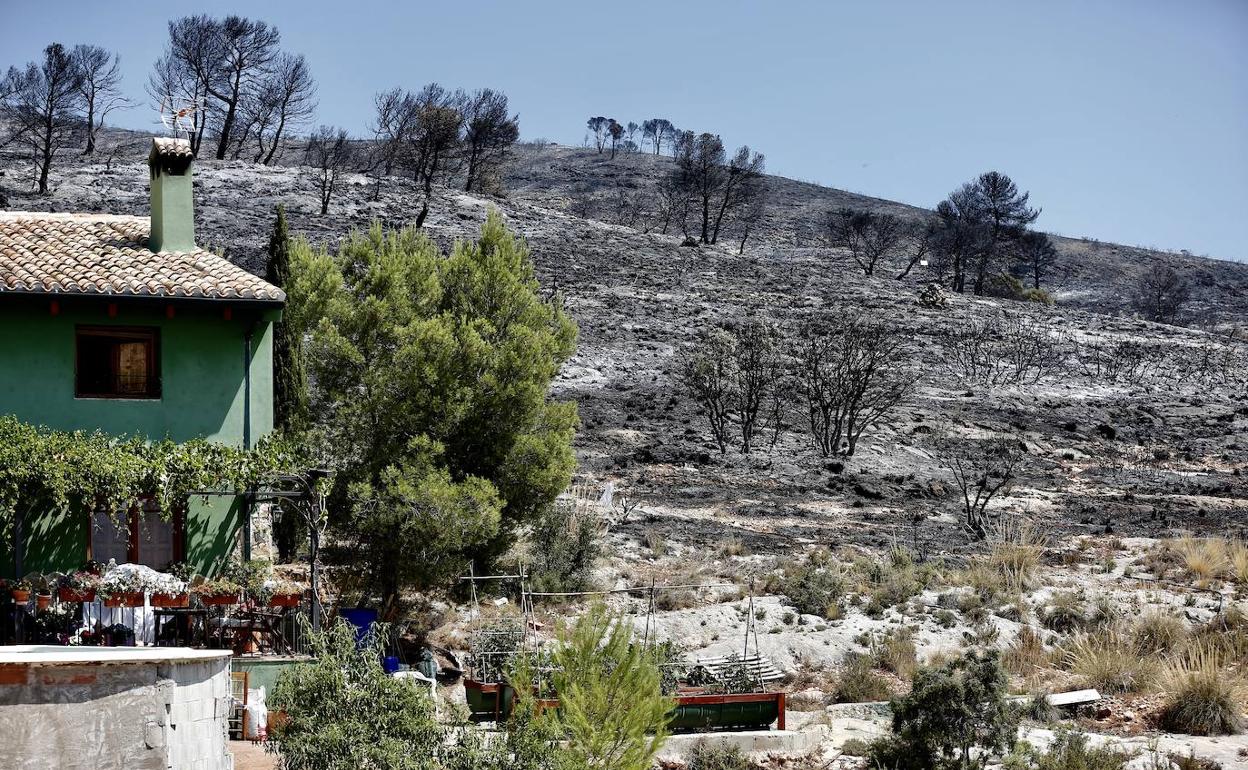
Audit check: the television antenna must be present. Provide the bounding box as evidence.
[156,96,199,139]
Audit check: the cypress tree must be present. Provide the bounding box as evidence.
[265,204,308,434]
[265,205,308,563]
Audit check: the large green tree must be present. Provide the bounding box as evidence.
[286,210,577,610]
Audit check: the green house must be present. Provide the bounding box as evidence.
[0,137,285,577]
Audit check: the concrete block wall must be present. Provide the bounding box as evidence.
[0,652,233,770]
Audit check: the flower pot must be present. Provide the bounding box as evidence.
[36,594,51,612]
[151,592,189,608]
[199,593,238,606]
[58,587,96,603]
[11,590,30,603]
[268,593,301,608]
[103,592,145,608]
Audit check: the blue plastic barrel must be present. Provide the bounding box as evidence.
[339,608,379,646]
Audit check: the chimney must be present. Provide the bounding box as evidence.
[147,137,196,253]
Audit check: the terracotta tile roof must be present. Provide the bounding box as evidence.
[151,136,195,159]
[0,212,285,304]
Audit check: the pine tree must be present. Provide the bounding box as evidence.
[265,205,308,434]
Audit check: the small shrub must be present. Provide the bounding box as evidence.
[866,650,1019,770]
[1014,727,1131,769]
[1004,625,1050,678]
[687,738,752,770]
[655,589,698,611]
[1159,644,1245,736]
[1022,691,1058,724]
[834,652,892,703]
[839,738,871,757]
[780,564,847,619]
[872,627,918,680]
[1042,592,1087,634]
[643,527,667,556]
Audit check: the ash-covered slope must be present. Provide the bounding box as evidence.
[2,133,1244,555]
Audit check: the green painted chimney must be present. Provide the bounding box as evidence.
[148,137,196,253]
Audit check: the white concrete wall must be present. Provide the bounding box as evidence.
[0,650,233,770]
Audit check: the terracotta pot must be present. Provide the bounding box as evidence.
[58,587,96,603]
[36,594,51,612]
[103,592,145,608]
[268,710,290,731]
[199,593,238,606]
[11,590,30,603]
[151,592,190,608]
[268,593,301,608]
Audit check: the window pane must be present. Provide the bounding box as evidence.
[91,510,129,565]
[117,341,149,394]
[77,334,114,395]
[137,511,175,570]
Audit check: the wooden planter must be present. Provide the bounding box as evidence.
[103,592,145,608]
[58,587,96,603]
[471,681,785,732]
[268,593,302,608]
[151,592,190,608]
[11,590,31,603]
[199,593,239,606]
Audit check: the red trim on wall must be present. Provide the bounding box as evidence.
[107,303,118,318]
[50,300,60,316]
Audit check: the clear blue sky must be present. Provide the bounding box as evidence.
[3,0,1246,261]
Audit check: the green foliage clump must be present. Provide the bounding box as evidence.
[267,619,565,770]
[867,650,1019,770]
[1005,728,1130,770]
[833,652,892,703]
[549,604,674,770]
[267,621,443,769]
[780,564,846,619]
[0,416,294,542]
[527,497,603,593]
[288,211,578,605]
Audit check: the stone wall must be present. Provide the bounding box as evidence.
[0,648,233,770]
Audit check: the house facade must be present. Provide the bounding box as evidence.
[0,137,284,577]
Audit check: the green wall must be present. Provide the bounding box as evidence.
[0,299,274,444]
[0,297,277,577]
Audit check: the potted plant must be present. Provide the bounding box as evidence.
[101,623,135,647]
[59,570,99,603]
[98,563,146,607]
[10,579,32,604]
[148,570,190,607]
[265,579,304,607]
[194,577,242,606]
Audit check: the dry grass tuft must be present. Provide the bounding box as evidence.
[1159,643,1246,736]
[1228,539,1248,585]
[985,518,1048,593]
[1131,610,1187,655]
[718,535,748,558]
[1063,628,1156,694]
[1175,536,1229,582]
[1004,624,1051,678]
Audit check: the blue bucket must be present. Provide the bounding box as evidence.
[339,608,379,646]
[382,656,400,674]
